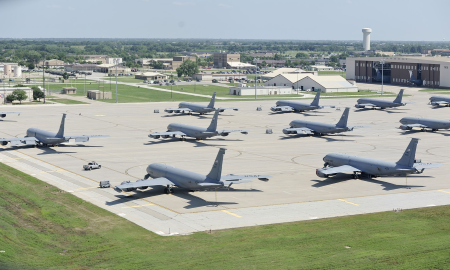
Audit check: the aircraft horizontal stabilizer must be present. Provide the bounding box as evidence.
[197,183,223,187]
[413,163,442,169]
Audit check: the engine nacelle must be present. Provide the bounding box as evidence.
[162,135,170,139]
[354,104,365,108]
[219,109,225,112]
[75,137,89,142]
[136,179,148,190]
[1,141,8,146]
[220,133,229,137]
[430,102,438,106]
[173,110,181,113]
[399,125,412,130]
[149,134,160,139]
[282,128,296,135]
[0,114,6,118]
[165,110,173,113]
[270,107,281,112]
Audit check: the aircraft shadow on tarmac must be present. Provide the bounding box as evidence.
[398,130,450,137]
[36,144,104,155]
[108,186,262,209]
[279,135,355,142]
[144,138,242,147]
[0,120,18,122]
[268,111,331,117]
[311,174,426,190]
[161,114,215,119]
[354,108,407,114]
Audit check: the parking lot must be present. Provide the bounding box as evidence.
[1,84,450,235]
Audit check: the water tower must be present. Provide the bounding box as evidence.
[362,28,372,51]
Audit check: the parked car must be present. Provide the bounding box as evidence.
[83,161,101,171]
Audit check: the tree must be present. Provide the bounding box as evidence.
[62,72,69,80]
[295,52,308,59]
[261,60,267,67]
[151,61,164,69]
[27,62,35,70]
[32,86,45,101]
[329,55,338,63]
[6,94,16,103]
[176,59,199,77]
[274,54,283,60]
[12,89,28,104]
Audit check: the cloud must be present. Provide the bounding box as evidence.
[218,3,232,8]
[172,1,195,6]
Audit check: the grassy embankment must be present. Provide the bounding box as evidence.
[1,161,450,269]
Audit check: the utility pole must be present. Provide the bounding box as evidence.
[114,59,118,103]
[381,59,384,95]
[42,62,46,104]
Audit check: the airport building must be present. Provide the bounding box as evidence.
[229,84,292,96]
[265,73,357,93]
[213,53,240,68]
[261,68,317,81]
[346,56,450,88]
[135,72,168,81]
[38,59,65,68]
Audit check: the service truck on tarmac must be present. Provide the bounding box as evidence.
[83,161,101,171]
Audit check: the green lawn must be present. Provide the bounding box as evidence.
[318,71,346,78]
[102,77,146,84]
[419,88,450,92]
[49,98,89,105]
[321,90,394,97]
[1,161,450,269]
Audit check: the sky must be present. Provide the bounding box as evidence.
[1,0,449,41]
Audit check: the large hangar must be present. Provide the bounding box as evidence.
[346,56,450,88]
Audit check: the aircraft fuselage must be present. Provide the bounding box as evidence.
[26,128,66,145]
[356,98,405,109]
[167,123,217,139]
[178,102,214,114]
[146,163,223,190]
[322,153,416,176]
[275,100,321,112]
[400,117,450,130]
[289,120,348,134]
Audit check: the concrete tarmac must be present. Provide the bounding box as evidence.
[1,84,449,235]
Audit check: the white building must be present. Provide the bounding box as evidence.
[261,68,317,81]
[105,57,123,65]
[0,87,33,103]
[229,84,292,96]
[265,73,358,93]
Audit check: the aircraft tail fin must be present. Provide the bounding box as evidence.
[396,138,419,167]
[206,110,219,132]
[393,89,404,103]
[336,107,350,127]
[206,148,226,181]
[409,70,416,81]
[310,91,321,106]
[56,113,66,138]
[207,92,216,108]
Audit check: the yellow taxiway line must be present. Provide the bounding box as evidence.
[222,210,242,218]
[438,190,450,194]
[337,199,359,206]
[122,204,154,209]
[41,169,65,173]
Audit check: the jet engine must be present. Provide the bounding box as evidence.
[75,137,89,142]
[282,128,297,135]
[0,114,6,118]
[354,104,365,108]
[136,179,149,190]
[149,134,160,139]
[220,132,229,137]
[115,180,137,192]
[399,125,412,130]
[165,110,173,113]
[162,135,170,138]
[1,141,8,146]
[218,109,225,112]
[270,107,281,112]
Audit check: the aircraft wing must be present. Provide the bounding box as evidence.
[64,135,110,142]
[149,131,186,137]
[357,103,377,107]
[320,165,361,174]
[348,126,370,129]
[0,137,37,146]
[217,129,249,135]
[432,101,450,105]
[221,174,272,182]
[114,177,175,192]
[164,107,193,113]
[217,107,239,111]
[270,106,294,112]
[401,124,428,129]
[283,127,314,135]
[414,163,442,169]
[0,112,20,115]
[320,105,336,108]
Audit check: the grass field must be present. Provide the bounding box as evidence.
[318,71,346,78]
[419,88,450,92]
[49,98,89,105]
[1,162,450,269]
[102,77,146,84]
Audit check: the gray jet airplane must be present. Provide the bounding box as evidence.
[282,108,368,136]
[355,89,409,109]
[429,96,450,107]
[316,138,441,179]
[164,92,238,115]
[0,112,20,119]
[399,117,450,132]
[149,109,248,141]
[0,113,109,146]
[271,91,335,113]
[114,148,271,194]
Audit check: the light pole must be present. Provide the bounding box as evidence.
[114,59,118,103]
[42,62,46,104]
[380,59,385,95]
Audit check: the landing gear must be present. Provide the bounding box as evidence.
[164,186,174,194]
[432,129,438,132]
[179,137,186,141]
[352,171,362,179]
